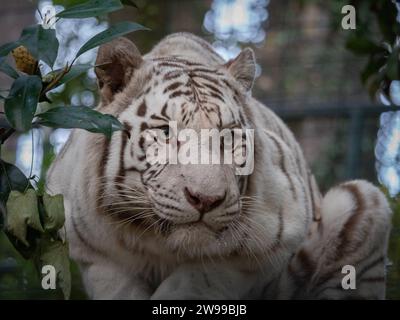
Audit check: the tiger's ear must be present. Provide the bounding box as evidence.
[225,48,256,92]
[95,37,143,104]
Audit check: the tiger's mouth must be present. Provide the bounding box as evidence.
[104,186,245,256]
[162,219,242,257]
[156,215,231,233]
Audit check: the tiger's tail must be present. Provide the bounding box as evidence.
[286,180,392,299]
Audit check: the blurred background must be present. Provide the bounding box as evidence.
[0,0,399,299]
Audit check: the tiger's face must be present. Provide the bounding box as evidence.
[96,38,256,258]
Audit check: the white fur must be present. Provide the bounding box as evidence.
[47,33,391,300]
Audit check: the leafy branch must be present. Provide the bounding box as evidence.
[336,0,399,100]
[0,0,145,299]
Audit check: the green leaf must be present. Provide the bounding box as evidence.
[53,0,86,7]
[4,75,42,132]
[42,193,65,232]
[121,0,138,8]
[345,34,383,56]
[19,25,59,68]
[0,41,19,57]
[57,64,92,85]
[5,189,44,247]
[0,159,32,228]
[0,160,30,204]
[39,29,59,68]
[34,235,71,299]
[361,55,386,84]
[56,0,123,19]
[75,21,148,58]
[375,0,397,44]
[36,106,124,138]
[45,64,94,89]
[0,57,19,79]
[386,49,400,80]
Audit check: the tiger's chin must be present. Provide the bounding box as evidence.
[164,222,242,258]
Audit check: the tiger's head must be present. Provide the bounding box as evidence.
[95,36,258,259]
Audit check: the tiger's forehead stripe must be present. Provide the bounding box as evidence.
[145,56,247,129]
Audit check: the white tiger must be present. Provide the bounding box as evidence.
[46,33,392,299]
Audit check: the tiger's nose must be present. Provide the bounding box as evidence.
[184,187,226,215]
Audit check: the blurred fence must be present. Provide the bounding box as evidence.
[274,104,400,180]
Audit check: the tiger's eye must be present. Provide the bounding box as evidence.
[159,125,170,137]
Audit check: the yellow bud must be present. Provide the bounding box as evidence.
[12,46,37,75]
